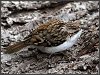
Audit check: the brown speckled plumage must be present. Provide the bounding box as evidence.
[5,19,80,54]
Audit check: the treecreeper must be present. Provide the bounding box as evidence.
[4,18,83,54]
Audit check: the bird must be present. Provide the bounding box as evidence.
[4,18,83,54]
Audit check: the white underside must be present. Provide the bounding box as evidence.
[36,29,83,53]
[1,29,82,62]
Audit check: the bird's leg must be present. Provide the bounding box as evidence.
[48,52,68,59]
[48,53,54,59]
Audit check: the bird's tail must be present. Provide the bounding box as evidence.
[4,41,29,54]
